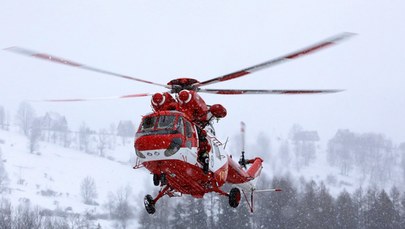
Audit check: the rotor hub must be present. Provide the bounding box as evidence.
[167,78,200,93]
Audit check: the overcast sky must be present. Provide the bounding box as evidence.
[1,0,405,144]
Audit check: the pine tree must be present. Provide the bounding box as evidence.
[373,190,396,229]
[314,183,336,229]
[169,202,187,229]
[363,187,378,229]
[335,190,357,229]
[260,176,299,229]
[296,180,318,229]
[138,209,155,229]
[217,194,237,229]
[253,175,272,228]
[352,187,364,229]
[389,187,401,228]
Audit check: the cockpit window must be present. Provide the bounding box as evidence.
[185,121,193,138]
[176,117,184,135]
[157,115,176,129]
[141,116,157,131]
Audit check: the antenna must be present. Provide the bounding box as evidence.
[223,137,229,149]
[239,122,247,168]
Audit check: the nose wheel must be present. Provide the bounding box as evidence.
[229,187,241,208]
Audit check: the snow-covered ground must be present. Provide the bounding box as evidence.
[0,127,403,228]
[0,128,150,228]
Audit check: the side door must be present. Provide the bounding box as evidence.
[184,120,197,149]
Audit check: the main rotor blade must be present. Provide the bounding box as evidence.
[196,32,355,87]
[30,93,153,102]
[5,47,169,88]
[199,89,344,95]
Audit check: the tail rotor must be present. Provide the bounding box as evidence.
[239,122,247,168]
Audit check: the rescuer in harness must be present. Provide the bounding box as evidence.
[197,129,211,174]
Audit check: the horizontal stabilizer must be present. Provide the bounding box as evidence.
[254,188,282,193]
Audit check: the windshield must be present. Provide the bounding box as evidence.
[157,115,176,129]
[141,116,157,131]
[137,114,180,137]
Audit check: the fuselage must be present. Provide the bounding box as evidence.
[134,111,261,197]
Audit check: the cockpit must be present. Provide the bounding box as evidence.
[135,111,198,158]
[137,111,186,137]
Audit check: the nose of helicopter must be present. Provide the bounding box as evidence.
[135,135,172,151]
[134,134,183,158]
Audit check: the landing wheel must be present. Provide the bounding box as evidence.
[229,188,241,208]
[144,194,156,214]
[160,173,167,186]
[153,174,160,186]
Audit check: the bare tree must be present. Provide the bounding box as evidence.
[279,140,291,169]
[15,102,36,136]
[399,142,405,185]
[80,176,98,205]
[0,106,5,130]
[105,185,134,229]
[117,121,135,145]
[0,198,12,228]
[79,123,92,153]
[28,118,42,154]
[13,202,43,229]
[97,129,108,157]
[0,150,9,193]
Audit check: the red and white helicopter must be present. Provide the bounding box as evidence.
[5,32,354,214]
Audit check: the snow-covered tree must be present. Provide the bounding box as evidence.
[0,106,5,130]
[106,185,134,229]
[79,123,92,153]
[327,129,356,176]
[97,129,108,157]
[80,176,98,205]
[0,150,9,193]
[335,190,357,229]
[117,120,135,145]
[15,102,36,136]
[279,140,291,169]
[169,202,187,229]
[290,125,319,170]
[28,118,42,154]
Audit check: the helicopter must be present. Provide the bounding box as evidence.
[5,32,354,214]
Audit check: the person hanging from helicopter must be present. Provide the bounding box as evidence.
[197,128,211,174]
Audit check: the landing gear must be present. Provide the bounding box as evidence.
[229,187,241,208]
[153,174,160,186]
[144,194,156,214]
[153,173,168,186]
[161,174,167,185]
[143,185,170,214]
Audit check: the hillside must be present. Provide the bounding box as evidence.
[0,128,149,228]
[1,125,404,228]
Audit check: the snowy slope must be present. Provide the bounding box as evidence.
[0,128,149,225]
